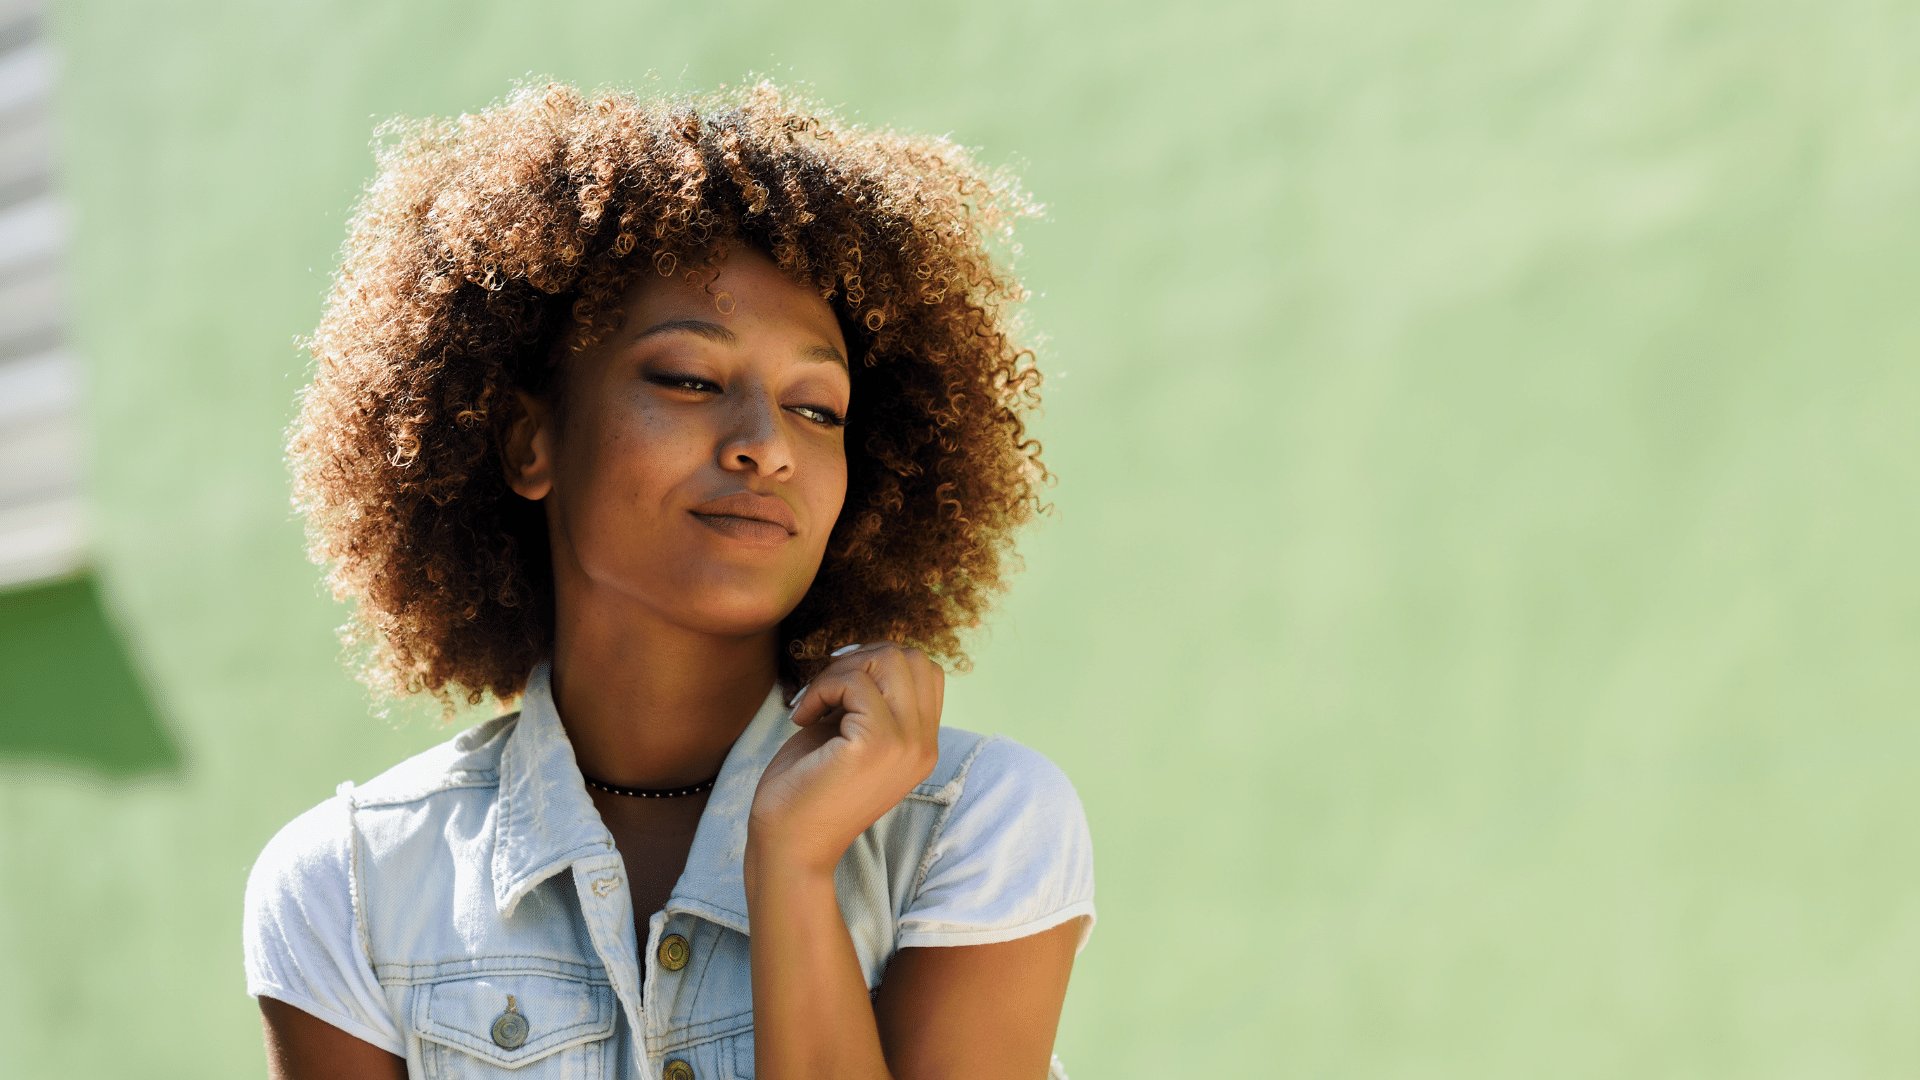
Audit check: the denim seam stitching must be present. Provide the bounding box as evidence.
[685,924,720,1005]
[422,1015,611,1051]
[493,716,528,910]
[349,774,500,810]
[374,955,613,982]
[340,785,378,974]
[657,1009,755,1053]
[898,733,998,945]
[418,982,614,1055]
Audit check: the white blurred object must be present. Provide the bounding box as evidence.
[0,0,84,590]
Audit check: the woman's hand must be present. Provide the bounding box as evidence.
[747,641,946,878]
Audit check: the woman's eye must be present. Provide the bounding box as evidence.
[650,373,844,428]
[649,373,717,393]
[791,404,848,428]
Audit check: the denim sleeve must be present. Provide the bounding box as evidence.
[895,735,1097,955]
[241,791,406,1055]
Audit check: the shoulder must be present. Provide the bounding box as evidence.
[894,727,1097,952]
[242,769,412,1055]
[245,789,355,916]
[906,718,1090,868]
[245,711,517,902]
[963,732,1081,798]
[925,726,1086,822]
[242,789,361,998]
[912,725,1080,805]
[345,710,518,808]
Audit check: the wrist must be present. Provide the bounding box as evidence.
[745,825,841,889]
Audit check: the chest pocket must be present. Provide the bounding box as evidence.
[412,970,617,1078]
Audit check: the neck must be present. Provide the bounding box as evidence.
[547,596,781,792]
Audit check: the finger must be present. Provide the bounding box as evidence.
[790,641,882,724]
[791,648,939,789]
[792,669,895,743]
[789,659,882,729]
[847,645,926,743]
[788,677,825,725]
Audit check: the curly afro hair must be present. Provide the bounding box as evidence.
[285,77,1054,720]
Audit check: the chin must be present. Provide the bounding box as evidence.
[677,586,807,639]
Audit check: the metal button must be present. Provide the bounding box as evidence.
[658,933,691,971]
[664,1059,695,1080]
[490,994,529,1049]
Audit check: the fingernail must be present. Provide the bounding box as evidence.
[790,685,808,709]
[830,643,862,657]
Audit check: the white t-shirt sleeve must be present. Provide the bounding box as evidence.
[895,735,1097,955]
[241,790,406,1056]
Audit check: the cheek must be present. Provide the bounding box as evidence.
[809,448,850,533]
[564,405,698,510]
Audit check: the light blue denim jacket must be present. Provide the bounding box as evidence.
[244,657,1096,1079]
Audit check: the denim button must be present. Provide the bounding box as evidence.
[658,933,691,971]
[490,995,529,1049]
[664,1059,695,1080]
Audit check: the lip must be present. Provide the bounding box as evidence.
[688,491,799,534]
[691,513,791,547]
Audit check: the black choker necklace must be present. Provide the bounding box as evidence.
[580,772,720,799]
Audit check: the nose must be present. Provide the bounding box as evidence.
[717,385,794,479]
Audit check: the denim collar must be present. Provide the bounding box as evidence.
[491,656,794,934]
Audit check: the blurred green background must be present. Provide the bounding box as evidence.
[1,0,1914,1075]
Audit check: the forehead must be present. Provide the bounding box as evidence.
[617,244,847,353]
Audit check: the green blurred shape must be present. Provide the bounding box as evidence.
[0,572,178,775]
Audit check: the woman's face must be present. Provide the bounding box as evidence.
[503,243,852,638]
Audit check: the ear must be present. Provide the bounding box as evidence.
[499,388,557,501]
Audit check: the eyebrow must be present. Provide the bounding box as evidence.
[629,318,848,371]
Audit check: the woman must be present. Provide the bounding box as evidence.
[242,78,1096,1079]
